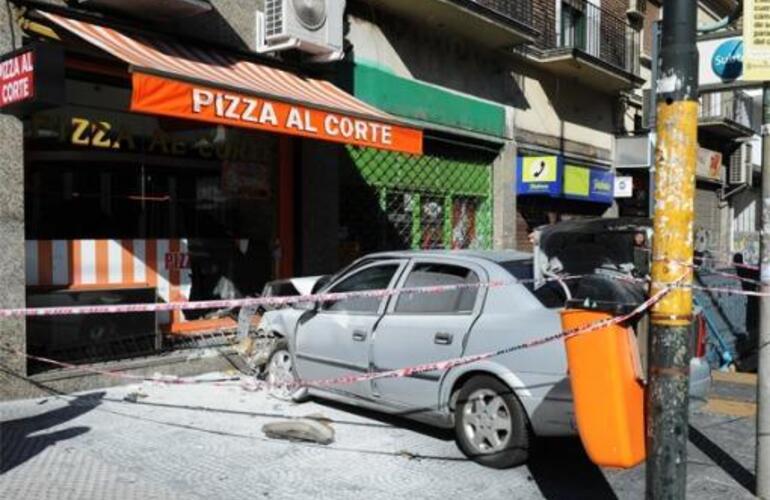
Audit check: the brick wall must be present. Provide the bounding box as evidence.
[643,1,661,58]
[531,0,557,47]
[603,0,630,19]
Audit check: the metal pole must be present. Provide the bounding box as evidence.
[648,20,661,218]
[758,83,770,500]
[645,0,698,498]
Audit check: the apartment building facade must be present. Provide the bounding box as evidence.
[341,0,644,254]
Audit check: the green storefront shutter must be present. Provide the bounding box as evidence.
[343,146,493,254]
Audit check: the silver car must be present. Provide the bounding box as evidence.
[259,247,711,469]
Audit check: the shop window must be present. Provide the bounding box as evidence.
[24,98,281,301]
[451,197,479,249]
[338,143,494,264]
[25,105,278,241]
[384,191,415,250]
[420,195,445,250]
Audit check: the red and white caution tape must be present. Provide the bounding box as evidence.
[689,284,770,297]
[0,274,592,319]
[699,256,758,272]
[0,281,510,319]
[642,245,761,272]
[700,268,762,287]
[244,283,674,392]
[3,281,675,391]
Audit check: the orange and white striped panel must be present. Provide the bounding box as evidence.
[39,12,392,122]
[26,239,193,326]
[25,240,71,286]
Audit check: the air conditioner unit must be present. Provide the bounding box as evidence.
[728,143,753,186]
[256,0,345,63]
[626,0,646,22]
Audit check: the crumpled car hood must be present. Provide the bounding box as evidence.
[533,217,652,281]
[288,276,326,297]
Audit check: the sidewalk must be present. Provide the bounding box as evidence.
[0,373,758,500]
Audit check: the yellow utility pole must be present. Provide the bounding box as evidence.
[645,1,698,498]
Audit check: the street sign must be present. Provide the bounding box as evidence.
[744,0,770,80]
[695,147,723,182]
[699,36,744,85]
[614,176,634,198]
[0,43,64,116]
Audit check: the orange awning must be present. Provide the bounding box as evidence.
[39,11,423,155]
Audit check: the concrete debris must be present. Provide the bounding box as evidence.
[235,333,280,373]
[235,336,256,357]
[262,418,335,445]
[183,348,221,361]
[123,390,148,403]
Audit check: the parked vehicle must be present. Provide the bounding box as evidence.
[257,218,711,468]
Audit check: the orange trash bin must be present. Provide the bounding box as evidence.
[561,305,646,469]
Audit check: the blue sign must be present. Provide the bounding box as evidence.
[711,39,743,81]
[516,156,613,204]
[516,156,563,197]
[588,169,614,204]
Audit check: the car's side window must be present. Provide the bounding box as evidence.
[394,263,479,314]
[322,264,400,314]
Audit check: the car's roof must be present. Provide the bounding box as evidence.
[363,249,532,264]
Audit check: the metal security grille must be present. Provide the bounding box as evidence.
[264,0,284,38]
[339,144,495,264]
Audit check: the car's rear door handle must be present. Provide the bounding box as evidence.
[434,332,453,345]
[352,330,367,341]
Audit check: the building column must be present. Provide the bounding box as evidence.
[492,139,517,250]
[0,7,27,399]
[299,141,340,275]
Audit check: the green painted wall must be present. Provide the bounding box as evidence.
[352,63,507,138]
[346,146,493,249]
[351,147,492,196]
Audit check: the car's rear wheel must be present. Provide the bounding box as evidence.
[454,375,530,468]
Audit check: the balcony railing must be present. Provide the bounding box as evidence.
[533,0,640,74]
[466,0,534,29]
[699,90,757,131]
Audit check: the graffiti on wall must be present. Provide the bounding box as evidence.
[734,231,760,265]
[695,227,714,254]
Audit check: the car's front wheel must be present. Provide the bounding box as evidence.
[454,375,530,468]
[265,341,298,400]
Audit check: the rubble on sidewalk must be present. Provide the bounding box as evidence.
[234,334,274,369]
[262,417,335,445]
[123,389,149,403]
